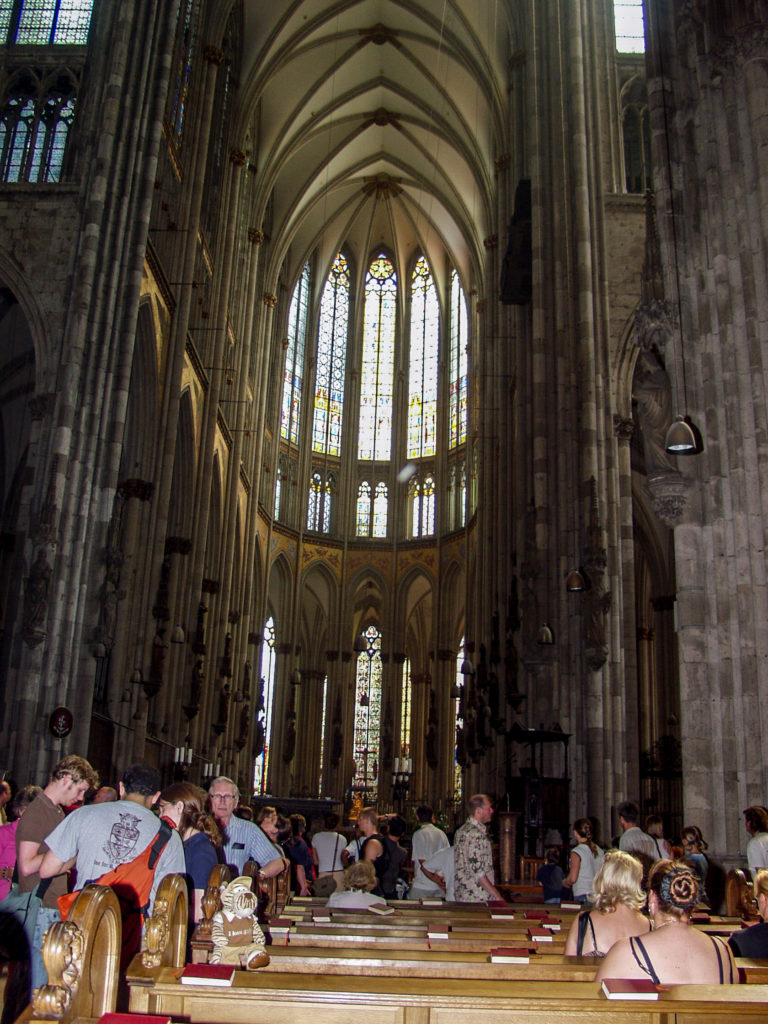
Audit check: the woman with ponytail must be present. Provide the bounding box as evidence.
[562,818,604,903]
[596,860,735,985]
[158,782,221,922]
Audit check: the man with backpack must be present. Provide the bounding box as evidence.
[39,763,185,965]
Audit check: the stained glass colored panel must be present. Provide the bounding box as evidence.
[318,675,328,794]
[274,467,282,519]
[373,481,388,538]
[254,617,277,796]
[282,262,309,444]
[408,256,438,459]
[359,255,396,460]
[400,659,411,754]
[307,472,321,531]
[314,253,349,455]
[14,0,93,43]
[423,476,435,535]
[614,0,644,52]
[0,4,12,40]
[449,270,468,448]
[454,637,465,804]
[1,98,34,182]
[170,0,198,141]
[352,625,383,797]
[356,481,371,536]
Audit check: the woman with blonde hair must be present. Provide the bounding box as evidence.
[564,850,650,957]
[562,817,604,903]
[158,781,221,921]
[326,859,387,910]
[596,860,735,984]
[728,868,768,957]
[645,815,673,860]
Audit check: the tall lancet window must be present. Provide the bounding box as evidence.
[449,269,468,448]
[359,254,396,461]
[313,253,349,456]
[254,616,277,796]
[307,470,332,533]
[614,0,645,52]
[281,261,309,445]
[454,637,465,804]
[408,256,438,459]
[353,625,383,799]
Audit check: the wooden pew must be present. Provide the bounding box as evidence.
[127,964,768,1024]
[17,883,122,1024]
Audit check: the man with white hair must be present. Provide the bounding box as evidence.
[208,776,286,876]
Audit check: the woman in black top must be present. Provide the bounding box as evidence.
[729,868,768,958]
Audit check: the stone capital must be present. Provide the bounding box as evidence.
[204,45,224,66]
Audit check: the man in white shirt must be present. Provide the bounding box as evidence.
[744,806,768,872]
[617,801,657,860]
[408,805,449,900]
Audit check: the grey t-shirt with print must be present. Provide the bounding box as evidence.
[45,799,185,911]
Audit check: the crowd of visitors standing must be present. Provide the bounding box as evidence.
[1,761,767,1015]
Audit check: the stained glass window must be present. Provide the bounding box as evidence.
[313,253,349,456]
[459,462,467,527]
[2,0,93,44]
[356,481,371,536]
[0,90,75,183]
[409,475,435,538]
[400,659,411,754]
[254,616,277,796]
[274,464,282,519]
[282,262,309,445]
[408,256,438,459]
[614,0,645,52]
[307,470,332,533]
[352,625,383,798]
[449,269,468,448]
[454,638,465,804]
[359,254,396,461]
[318,674,328,794]
[373,482,388,538]
[169,0,199,141]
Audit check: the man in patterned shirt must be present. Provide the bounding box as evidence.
[453,793,504,902]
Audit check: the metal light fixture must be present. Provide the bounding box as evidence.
[566,569,586,593]
[353,633,367,653]
[665,415,696,454]
[536,623,554,646]
[171,624,186,644]
[131,667,143,684]
[460,656,474,675]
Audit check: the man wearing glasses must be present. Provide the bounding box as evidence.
[208,777,286,877]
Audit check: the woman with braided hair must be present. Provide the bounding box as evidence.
[562,818,604,903]
[596,860,735,985]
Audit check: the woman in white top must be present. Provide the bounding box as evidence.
[563,817,604,902]
[312,811,347,892]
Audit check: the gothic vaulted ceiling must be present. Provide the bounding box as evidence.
[238,0,517,293]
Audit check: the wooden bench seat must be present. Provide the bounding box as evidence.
[126,964,768,1024]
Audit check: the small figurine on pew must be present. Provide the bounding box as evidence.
[210,876,270,970]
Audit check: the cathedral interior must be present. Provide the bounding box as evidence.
[0,0,766,868]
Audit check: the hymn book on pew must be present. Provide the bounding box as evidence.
[268,917,292,942]
[489,907,516,919]
[489,947,532,964]
[180,964,236,987]
[560,900,581,910]
[601,978,660,1000]
[526,926,553,942]
[368,903,395,915]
